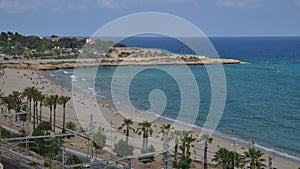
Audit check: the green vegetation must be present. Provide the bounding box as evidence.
[66,155,83,169]
[93,132,107,158]
[173,155,192,169]
[0,32,85,59]
[244,148,266,169]
[136,120,153,150]
[199,134,213,169]
[138,144,156,165]
[58,95,71,132]
[212,147,266,169]
[43,160,53,168]
[118,118,134,143]
[113,139,134,156]
[66,121,77,131]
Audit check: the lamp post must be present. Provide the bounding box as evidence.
[110,120,114,160]
[231,139,238,169]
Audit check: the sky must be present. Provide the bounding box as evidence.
[0,0,300,37]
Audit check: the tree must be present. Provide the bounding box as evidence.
[58,95,71,132]
[32,90,41,128]
[51,95,59,132]
[37,121,52,132]
[66,121,76,131]
[113,139,134,156]
[184,135,196,158]
[179,130,189,159]
[2,95,14,115]
[158,124,174,167]
[118,118,134,143]
[212,148,231,169]
[138,145,155,165]
[173,155,192,169]
[93,132,106,158]
[158,124,174,140]
[23,86,36,121]
[66,155,83,169]
[136,121,153,150]
[44,96,53,126]
[244,148,266,169]
[199,134,213,169]
[234,152,247,169]
[36,93,45,124]
[8,91,24,121]
[170,130,184,162]
[0,89,4,106]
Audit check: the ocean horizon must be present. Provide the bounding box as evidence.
[46,36,300,162]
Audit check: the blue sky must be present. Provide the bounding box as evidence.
[0,0,300,36]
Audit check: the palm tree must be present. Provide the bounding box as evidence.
[234,152,247,169]
[244,148,266,169]
[158,124,174,139]
[212,148,231,169]
[179,130,189,158]
[44,96,53,127]
[184,135,196,158]
[118,118,134,143]
[32,90,41,129]
[2,95,14,115]
[170,130,184,161]
[136,121,153,150]
[199,134,213,169]
[23,86,38,122]
[0,89,4,107]
[58,95,71,133]
[36,93,45,124]
[158,124,174,167]
[9,91,24,121]
[51,95,59,132]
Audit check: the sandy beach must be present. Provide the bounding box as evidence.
[1,67,300,169]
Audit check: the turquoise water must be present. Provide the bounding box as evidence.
[47,37,300,161]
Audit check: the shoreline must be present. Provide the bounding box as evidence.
[1,68,300,168]
[45,68,300,164]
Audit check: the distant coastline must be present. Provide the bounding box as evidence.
[0,58,243,70]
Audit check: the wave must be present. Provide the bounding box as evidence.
[63,70,72,74]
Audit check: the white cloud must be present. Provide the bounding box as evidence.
[97,0,119,8]
[0,0,42,13]
[216,0,260,8]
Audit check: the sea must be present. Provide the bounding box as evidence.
[46,36,300,161]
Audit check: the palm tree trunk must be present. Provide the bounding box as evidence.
[49,107,52,126]
[62,104,66,132]
[53,105,56,132]
[39,102,42,123]
[186,144,190,158]
[29,99,32,122]
[143,133,146,150]
[35,101,38,126]
[204,143,208,169]
[33,101,36,129]
[126,126,129,143]
[174,139,178,161]
[182,141,186,157]
[145,134,149,151]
